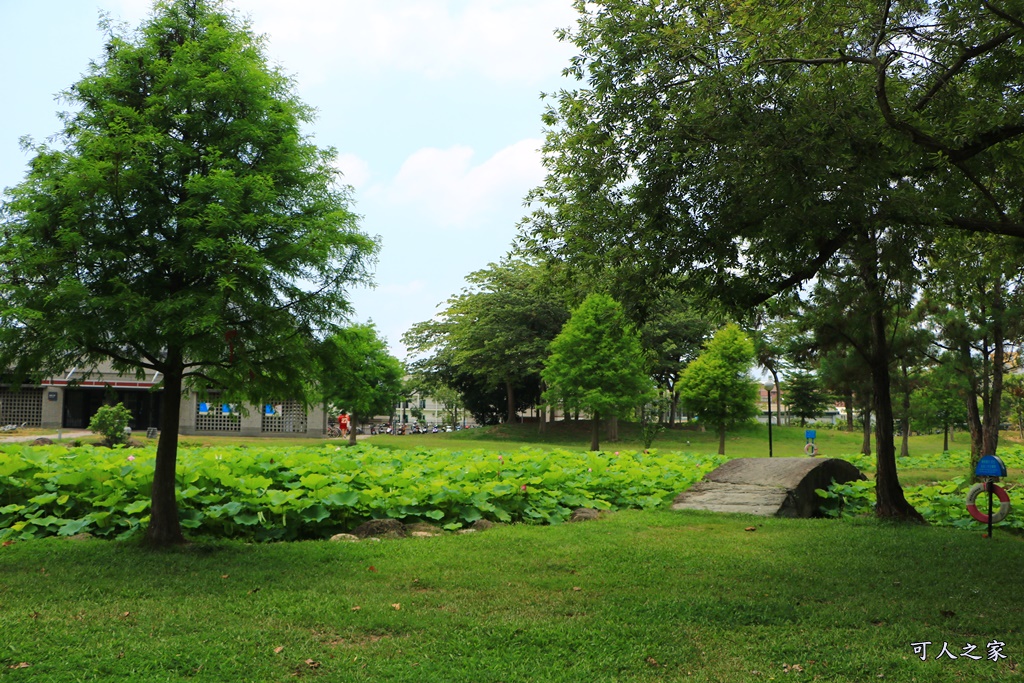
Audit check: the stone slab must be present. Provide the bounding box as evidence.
[671,457,865,518]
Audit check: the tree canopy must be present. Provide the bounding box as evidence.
[0,0,376,545]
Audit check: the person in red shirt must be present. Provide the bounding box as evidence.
[338,412,350,436]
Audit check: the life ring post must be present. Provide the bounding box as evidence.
[967,454,1011,539]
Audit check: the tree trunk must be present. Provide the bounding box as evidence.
[982,297,1005,463]
[900,362,911,458]
[943,423,949,452]
[607,415,618,442]
[590,412,600,451]
[505,381,516,424]
[861,407,872,455]
[146,358,186,546]
[348,413,358,446]
[961,338,985,475]
[538,404,546,434]
[845,390,855,430]
[717,423,726,455]
[865,280,923,522]
[770,368,782,426]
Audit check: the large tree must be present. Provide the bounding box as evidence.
[403,259,568,424]
[321,324,403,446]
[526,0,1024,520]
[0,0,376,545]
[678,324,759,455]
[542,293,653,451]
[783,372,830,428]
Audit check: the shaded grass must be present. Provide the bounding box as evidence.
[1,511,1022,682]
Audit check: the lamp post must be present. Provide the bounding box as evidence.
[765,383,775,458]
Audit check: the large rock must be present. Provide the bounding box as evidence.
[671,457,864,518]
[352,519,406,539]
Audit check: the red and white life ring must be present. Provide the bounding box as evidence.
[804,442,819,456]
[966,483,1011,524]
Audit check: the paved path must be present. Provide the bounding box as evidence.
[0,430,92,444]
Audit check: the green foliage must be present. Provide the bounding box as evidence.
[320,324,404,431]
[912,364,969,436]
[87,403,133,446]
[0,443,723,541]
[1003,374,1024,439]
[542,293,655,440]
[783,372,830,426]
[678,324,759,453]
[404,259,569,423]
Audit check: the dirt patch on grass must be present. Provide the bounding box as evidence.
[314,630,406,649]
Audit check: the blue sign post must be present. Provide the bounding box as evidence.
[967,455,1010,539]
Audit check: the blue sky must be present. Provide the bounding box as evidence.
[0,0,579,358]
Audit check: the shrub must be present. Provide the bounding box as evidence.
[88,403,133,446]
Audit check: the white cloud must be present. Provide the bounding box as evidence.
[333,153,371,190]
[104,1,579,84]
[113,0,577,86]
[380,138,544,229]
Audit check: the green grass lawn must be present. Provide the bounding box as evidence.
[1,510,1021,682]
[4,422,1023,681]
[371,421,963,460]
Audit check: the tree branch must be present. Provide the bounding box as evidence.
[743,229,854,308]
[944,216,1024,238]
[983,1,1024,30]
[950,124,1024,161]
[912,30,1016,112]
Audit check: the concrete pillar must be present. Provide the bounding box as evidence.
[179,390,196,435]
[240,402,263,437]
[306,403,326,438]
[41,385,63,429]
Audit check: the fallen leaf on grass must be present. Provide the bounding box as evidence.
[367,566,377,573]
[274,646,284,654]
[220,574,229,579]
[351,606,361,611]
[572,587,582,592]
[305,659,320,668]
[2,541,13,547]
[8,663,30,669]
[745,527,756,532]
[646,657,659,667]
[391,603,401,611]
